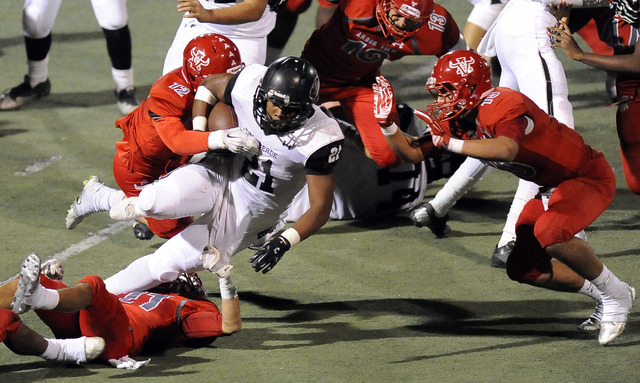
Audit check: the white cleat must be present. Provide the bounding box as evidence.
[66,176,108,229]
[10,253,41,314]
[109,197,145,221]
[598,285,636,345]
[578,299,603,331]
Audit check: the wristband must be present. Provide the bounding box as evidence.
[219,276,238,299]
[207,131,224,150]
[447,138,465,154]
[380,122,399,136]
[280,228,301,247]
[193,116,207,132]
[194,86,216,104]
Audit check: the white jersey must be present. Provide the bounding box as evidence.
[162,0,277,72]
[286,125,427,221]
[103,63,344,294]
[226,64,345,244]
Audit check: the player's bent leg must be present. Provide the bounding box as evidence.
[104,219,211,294]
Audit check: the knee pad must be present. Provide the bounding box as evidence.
[505,225,552,283]
[147,257,181,283]
[23,0,60,38]
[90,0,128,30]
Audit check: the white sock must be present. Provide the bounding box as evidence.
[30,285,59,310]
[497,179,539,247]
[591,265,626,297]
[27,56,49,86]
[111,67,134,92]
[41,337,86,364]
[106,189,126,210]
[578,279,601,302]
[430,158,491,217]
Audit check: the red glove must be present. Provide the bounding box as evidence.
[415,110,464,153]
[373,76,398,128]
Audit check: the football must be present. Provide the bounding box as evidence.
[208,102,238,131]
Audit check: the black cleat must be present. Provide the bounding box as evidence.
[491,240,515,269]
[410,202,451,238]
[133,222,154,240]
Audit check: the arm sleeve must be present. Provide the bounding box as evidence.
[305,138,345,175]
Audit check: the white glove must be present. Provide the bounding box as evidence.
[108,356,151,370]
[208,128,261,157]
[199,245,233,278]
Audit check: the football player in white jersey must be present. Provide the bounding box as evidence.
[162,0,283,73]
[104,57,345,295]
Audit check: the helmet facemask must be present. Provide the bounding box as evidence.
[376,0,432,40]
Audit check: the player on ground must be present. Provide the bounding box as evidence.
[2,253,240,368]
[374,50,635,345]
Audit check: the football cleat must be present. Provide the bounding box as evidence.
[410,202,451,237]
[0,75,51,111]
[578,299,603,331]
[115,87,139,116]
[10,253,41,314]
[490,240,515,269]
[598,285,636,345]
[66,176,108,230]
[109,197,145,221]
[132,222,154,240]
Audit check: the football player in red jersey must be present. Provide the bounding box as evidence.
[300,0,465,168]
[550,7,640,194]
[373,50,635,346]
[0,254,240,369]
[64,33,260,240]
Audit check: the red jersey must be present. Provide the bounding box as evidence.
[473,87,600,187]
[35,275,223,362]
[114,68,210,175]
[118,290,223,356]
[301,0,460,85]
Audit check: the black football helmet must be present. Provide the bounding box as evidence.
[253,56,320,136]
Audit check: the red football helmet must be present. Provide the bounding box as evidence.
[182,33,242,89]
[376,0,434,40]
[423,50,492,123]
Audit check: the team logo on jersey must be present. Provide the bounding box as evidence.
[449,57,476,77]
[399,3,421,18]
[187,47,210,73]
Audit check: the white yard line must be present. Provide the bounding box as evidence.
[14,156,63,176]
[1,221,130,284]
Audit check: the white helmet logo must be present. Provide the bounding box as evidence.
[449,57,476,76]
[188,47,210,72]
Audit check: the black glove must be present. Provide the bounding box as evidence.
[249,236,291,274]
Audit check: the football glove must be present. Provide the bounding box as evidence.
[372,76,398,128]
[248,235,291,274]
[208,127,261,157]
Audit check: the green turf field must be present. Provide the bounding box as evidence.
[1,1,639,382]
